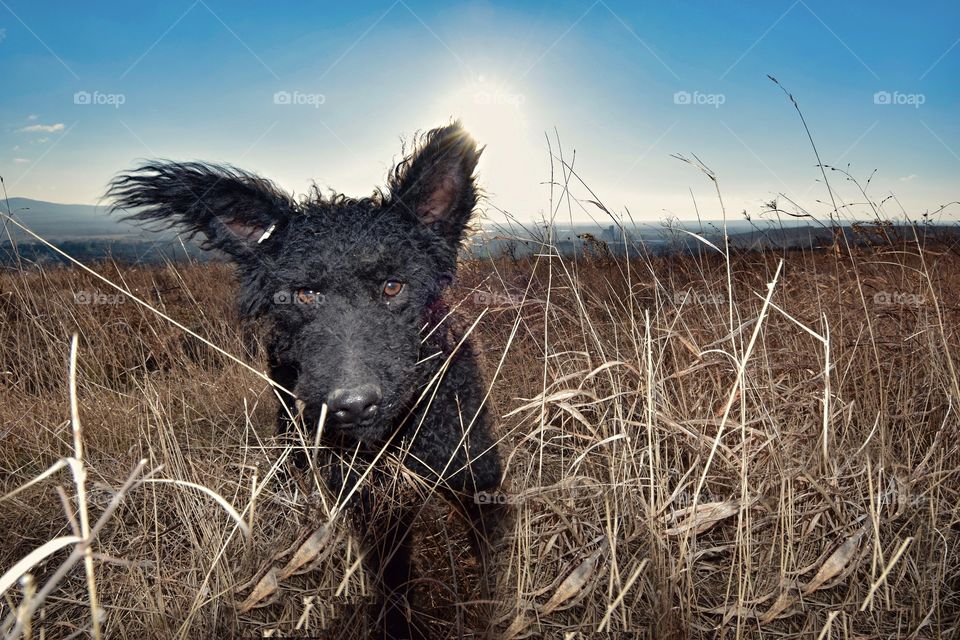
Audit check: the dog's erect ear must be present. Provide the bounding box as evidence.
[390,122,482,246]
[107,161,295,261]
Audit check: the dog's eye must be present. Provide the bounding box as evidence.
[382,280,404,298]
[296,288,320,304]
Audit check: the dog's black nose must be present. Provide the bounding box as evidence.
[326,384,381,425]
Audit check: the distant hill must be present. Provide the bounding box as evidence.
[0,197,207,266]
[0,197,141,242]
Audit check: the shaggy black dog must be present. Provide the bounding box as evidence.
[108,123,504,639]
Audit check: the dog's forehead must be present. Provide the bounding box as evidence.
[276,206,425,279]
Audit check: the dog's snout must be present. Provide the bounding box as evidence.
[326,384,381,425]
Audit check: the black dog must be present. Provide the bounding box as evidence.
[108,123,504,639]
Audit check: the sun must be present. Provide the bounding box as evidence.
[432,77,545,218]
[443,76,528,153]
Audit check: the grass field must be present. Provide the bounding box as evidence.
[1,228,959,638]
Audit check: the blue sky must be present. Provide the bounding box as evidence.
[1,0,958,223]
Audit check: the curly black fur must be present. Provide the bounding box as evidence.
[108,123,504,639]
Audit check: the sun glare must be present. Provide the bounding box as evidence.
[433,77,545,218]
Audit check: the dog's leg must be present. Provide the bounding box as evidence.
[360,491,421,640]
[328,456,424,640]
[462,493,509,580]
[441,487,510,638]
[270,361,308,469]
[403,350,507,636]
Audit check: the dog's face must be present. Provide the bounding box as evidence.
[263,203,456,442]
[108,123,481,443]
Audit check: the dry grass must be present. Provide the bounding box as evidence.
[1,231,960,638]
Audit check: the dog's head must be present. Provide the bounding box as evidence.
[108,123,482,443]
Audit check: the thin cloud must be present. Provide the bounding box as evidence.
[18,123,65,133]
